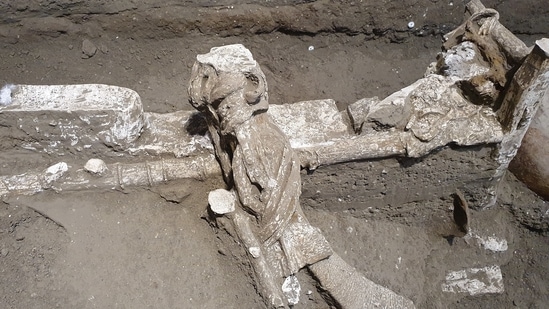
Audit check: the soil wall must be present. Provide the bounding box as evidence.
[1,0,547,41]
[302,145,499,218]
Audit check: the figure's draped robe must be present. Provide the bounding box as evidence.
[231,115,332,276]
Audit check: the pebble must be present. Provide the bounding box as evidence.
[1,248,9,257]
[43,162,69,185]
[208,189,235,215]
[248,247,261,258]
[99,44,109,54]
[282,275,301,306]
[84,158,108,175]
[82,39,97,59]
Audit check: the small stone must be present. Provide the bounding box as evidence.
[1,248,9,257]
[15,235,25,241]
[0,84,16,106]
[84,158,108,175]
[248,247,261,258]
[82,39,97,59]
[15,3,28,11]
[208,189,236,215]
[43,162,68,186]
[99,44,109,54]
[282,275,301,306]
[408,21,415,29]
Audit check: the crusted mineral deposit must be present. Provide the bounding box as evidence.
[188,43,415,309]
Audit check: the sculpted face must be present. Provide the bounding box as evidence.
[216,88,254,135]
[188,59,269,136]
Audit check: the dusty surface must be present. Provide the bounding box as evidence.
[1,1,549,308]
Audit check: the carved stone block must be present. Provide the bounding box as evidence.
[0,84,144,152]
[268,99,348,148]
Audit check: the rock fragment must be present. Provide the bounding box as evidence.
[43,162,68,187]
[442,265,504,295]
[208,189,235,215]
[82,39,97,59]
[0,84,16,106]
[282,275,301,306]
[84,159,108,175]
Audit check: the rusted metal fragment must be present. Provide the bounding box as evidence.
[452,189,470,234]
[444,0,529,65]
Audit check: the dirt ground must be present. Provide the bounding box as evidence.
[1,0,549,308]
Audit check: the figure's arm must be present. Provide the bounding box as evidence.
[206,118,232,183]
[233,147,266,217]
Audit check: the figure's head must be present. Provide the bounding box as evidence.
[188,44,268,134]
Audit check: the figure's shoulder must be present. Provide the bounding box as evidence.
[263,120,291,144]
